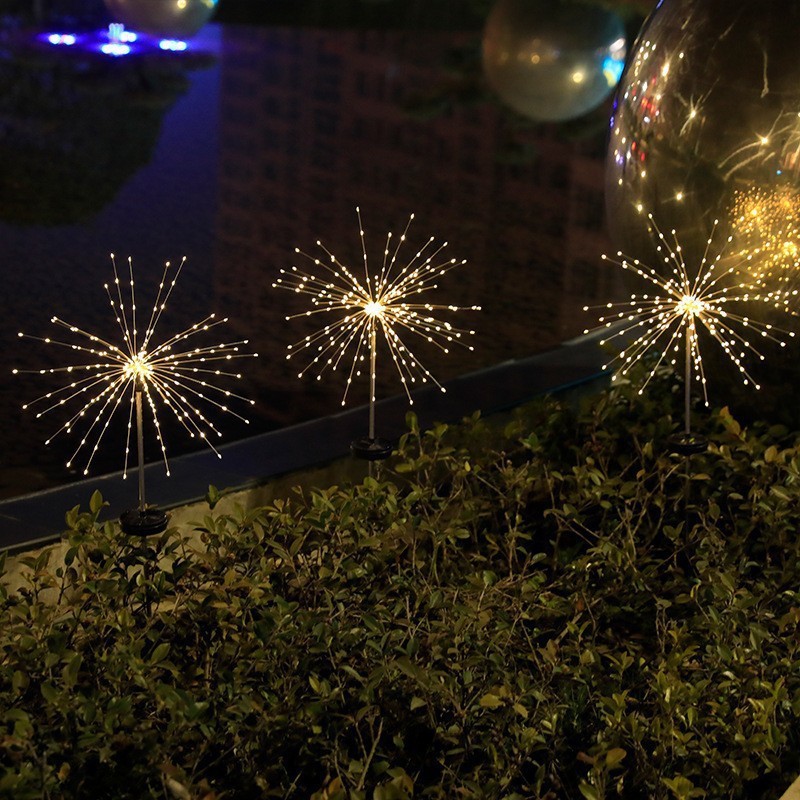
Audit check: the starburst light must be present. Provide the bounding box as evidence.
[584,213,795,434]
[273,207,480,439]
[14,255,258,479]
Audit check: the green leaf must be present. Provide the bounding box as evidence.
[374,783,412,800]
[662,776,706,799]
[12,670,28,693]
[771,485,792,502]
[62,653,82,688]
[512,702,529,719]
[578,782,600,800]
[206,485,221,510]
[605,747,626,768]
[150,643,171,665]
[478,693,503,709]
[482,570,498,587]
[65,505,80,530]
[41,682,59,704]
[89,490,105,516]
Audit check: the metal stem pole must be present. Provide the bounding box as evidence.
[369,322,377,440]
[135,389,146,513]
[684,323,692,436]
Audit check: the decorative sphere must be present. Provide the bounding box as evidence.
[103,0,218,38]
[482,0,626,123]
[606,0,800,425]
[606,0,800,264]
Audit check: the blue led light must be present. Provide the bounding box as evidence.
[47,33,77,46]
[159,39,188,52]
[101,42,131,56]
[40,24,195,57]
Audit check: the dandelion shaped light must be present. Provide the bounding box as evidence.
[584,212,795,436]
[14,255,258,482]
[730,186,800,288]
[273,207,480,442]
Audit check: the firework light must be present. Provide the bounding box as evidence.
[273,208,480,451]
[14,255,257,517]
[584,212,795,438]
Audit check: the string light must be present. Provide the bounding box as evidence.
[273,208,480,414]
[14,255,257,477]
[584,213,795,413]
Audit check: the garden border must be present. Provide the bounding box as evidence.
[0,333,609,551]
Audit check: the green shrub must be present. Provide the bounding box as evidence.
[1,370,799,799]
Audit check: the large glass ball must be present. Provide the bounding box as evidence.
[482,0,626,123]
[606,0,800,266]
[606,0,800,424]
[103,0,218,38]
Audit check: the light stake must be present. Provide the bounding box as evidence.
[585,212,796,452]
[15,254,258,533]
[119,378,169,535]
[274,208,480,461]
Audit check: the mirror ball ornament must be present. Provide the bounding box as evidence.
[606,0,800,271]
[482,0,626,123]
[102,0,217,38]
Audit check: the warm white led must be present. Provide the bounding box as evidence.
[16,255,257,477]
[731,186,800,287]
[273,208,480,413]
[585,212,796,406]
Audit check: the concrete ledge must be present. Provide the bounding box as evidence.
[0,335,609,551]
[781,777,800,800]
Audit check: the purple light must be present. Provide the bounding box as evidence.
[101,42,131,57]
[39,26,197,58]
[46,33,77,46]
[159,39,188,52]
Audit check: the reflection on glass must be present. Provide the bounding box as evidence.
[731,186,800,288]
[103,0,218,39]
[0,33,213,225]
[39,23,199,57]
[1,23,620,497]
[606,0,800,270]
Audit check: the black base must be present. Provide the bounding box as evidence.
[667,432,708,456]
[119,507,170,536]
[350,436,393,461]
